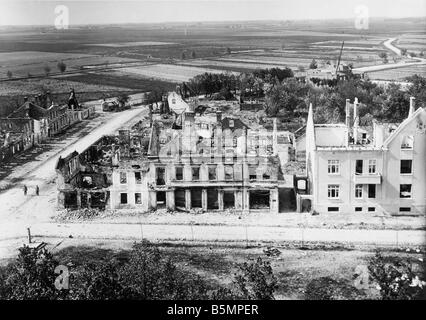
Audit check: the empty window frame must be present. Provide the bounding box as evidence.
[120,193,127,204]
[192,166,200,181]
[368,207,375,212]
[355,184,363,198]
[400,184,412,198]
[208,166,217,181]
[327,184,340,199]
[120,172,127,184]
[368,160,376,174]
[368,184,376,198]
[400,160,413,174]
[175,166,183,181]
[399,207,411,212]
[355,160,363,175]
[135,193,142,204]
[135,172,142,184]
[328,160,340,174]
[328,207,339,212]
[224,165,234,180]
[355,207,362,212]
[401,135,414,149]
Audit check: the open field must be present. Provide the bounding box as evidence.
[11,240,420,300]
[1,17,426,116]
[113,63,233,82]
[367,64,426,80]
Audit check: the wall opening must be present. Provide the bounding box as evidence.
[191,188,202,208]
[249,190,270,209]
[175,188,185,208]
[64,191,77,209]
[91,192,106,209]
[207,189,219,209]
[156,167,165,185]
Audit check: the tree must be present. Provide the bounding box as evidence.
[117,93,130,107]
[226,47,231,55]
[379,52,388,64]
[309,59,318,69]
[6,70,12,79]
[57,61,67,73]
[181,51,186,60]
[401,48,407,56]
[191,50,196,59]
[44,64,51,76]
[0,246,65,300]
[232,257,277,300]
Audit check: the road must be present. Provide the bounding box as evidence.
[0,106,146,229]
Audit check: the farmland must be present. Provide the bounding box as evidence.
[0,17,426,116]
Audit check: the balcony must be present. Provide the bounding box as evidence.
[353,173,381,184]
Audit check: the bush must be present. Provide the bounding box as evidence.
[305,277,362,300]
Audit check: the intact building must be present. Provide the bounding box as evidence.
[304,97,426,215]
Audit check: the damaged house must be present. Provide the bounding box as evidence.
[56,92,296,213]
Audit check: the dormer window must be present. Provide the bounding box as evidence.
[401,135,414,149]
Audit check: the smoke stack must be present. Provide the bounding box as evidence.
[408,97,415,117]
[345,99,351,128]
[216,111,222,124]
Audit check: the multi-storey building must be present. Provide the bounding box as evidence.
[304,97,426,215]
[56,93,296,213]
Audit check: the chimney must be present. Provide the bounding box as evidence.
[408,97,415,117]
[345,99,351,128]
[353,97,358,122]
[216,111,222,124]
[273,118,278,155]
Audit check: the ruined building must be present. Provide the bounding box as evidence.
[56,93,296,213]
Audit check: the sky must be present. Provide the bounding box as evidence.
[0,0,425,26]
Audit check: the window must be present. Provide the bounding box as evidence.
[400,160,412,174]
[401,135,414,149]
[225,165,233,180]
[156,167,165,185]
[327,160,340,174]
[135,172,142,184]
[192,166,200,181]
[355,160,363,175]
[175,166,183,181]
[368,207,375,212]
[229,119,234,128]
[208,166,216,180]
[120,193,127,204]
[249,166,257,180]
[399,207,411,212]
[328,207,339,212]
[355,184,363,198]
[233,137,238,148]
[135,193,142,204]
[355,207,362,212]
[400,184,412,198]
[368,160,376,174]
[327,185,340,199]
[120,172,127,184]
[263,173,270,180]
[368,184,376,198]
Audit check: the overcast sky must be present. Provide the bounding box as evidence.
[0,0,425,26]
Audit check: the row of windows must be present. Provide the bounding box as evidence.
[118,166,272,184]
[327,159,413,175]
[329,206,411,213]
[327,184,413,199]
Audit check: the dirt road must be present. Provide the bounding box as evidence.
[0,106,146,227]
